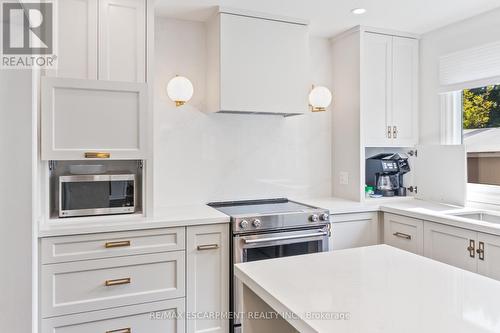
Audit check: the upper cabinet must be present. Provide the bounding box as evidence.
[207,8,310,116]
[41,77,148,160]
[49,0,146,82]
[362,32,419,147]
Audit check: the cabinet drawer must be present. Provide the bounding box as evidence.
[383,213,423,255]
[41,227,185,264]
[42,298,185,333]
[42,252,185,318]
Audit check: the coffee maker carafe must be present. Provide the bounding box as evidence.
[366,153,410,197]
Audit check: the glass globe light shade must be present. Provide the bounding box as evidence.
[308,86,332,112]
[167,76,194,107]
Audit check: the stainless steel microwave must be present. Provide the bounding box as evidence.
[59,174,136,218]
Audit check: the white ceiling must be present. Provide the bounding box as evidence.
[155,0,500,38]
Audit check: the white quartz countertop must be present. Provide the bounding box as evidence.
[38,204,230,237]
[235,245,500,333]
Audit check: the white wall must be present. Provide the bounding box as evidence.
[0,69,33,333]
[420,8,500,144]
[153,18,332,206]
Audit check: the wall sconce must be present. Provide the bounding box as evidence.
[309,85,332,112]
[167,75,194,107]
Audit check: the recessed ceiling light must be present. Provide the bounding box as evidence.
[351,8,367,15]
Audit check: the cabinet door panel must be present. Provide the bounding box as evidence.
[41,77,147,160]
[477,232,500,281]
[392,37,418,146]
[187,224,229,333]
[219,13,309,115]
[362,32,392,146]
[330,213,379,250]
[424,221,477,272]
[99,0,146,82]
[41,299,185,333]
[384,213,423,254]
[48,0,97,79]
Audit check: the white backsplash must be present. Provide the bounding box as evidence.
[154,18,333,206]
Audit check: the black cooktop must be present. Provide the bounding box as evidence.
[207,198,318,216]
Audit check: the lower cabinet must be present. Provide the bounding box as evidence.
[383,213,424,255]
[187,224,229,333]
[40,224,230,333]
[423,221,477,272]
[42,299,185,333]
[330,212,380,250]
[477,233,500,280]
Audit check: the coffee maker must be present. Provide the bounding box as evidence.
[366,153,410,197]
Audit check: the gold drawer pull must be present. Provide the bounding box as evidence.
[85,152,110,159]
[106,328,131,333]
[105,240,131,248]
[393,232,411,240]
[105,278,131,287]
[197,244,219,251]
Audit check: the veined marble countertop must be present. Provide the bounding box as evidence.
[235,245,500,333]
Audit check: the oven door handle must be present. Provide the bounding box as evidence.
[243,230,328,245]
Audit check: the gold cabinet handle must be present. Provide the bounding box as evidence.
[105,240,131,248]
[393,232,411,240]
[387,126,392,139]
[477,241,485,261]
[106,328,131,333]
[105,278,131,287]
[393,126,398,139]
[85,152,110,159]
[197,244,219,251]
[467,239,476,258]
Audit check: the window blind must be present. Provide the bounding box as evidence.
[439,40,500,91]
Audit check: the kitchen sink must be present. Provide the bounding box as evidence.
[450,212,500,224]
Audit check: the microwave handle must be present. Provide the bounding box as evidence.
[243,230,328,245]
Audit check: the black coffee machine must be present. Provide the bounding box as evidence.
[366,153,410,197]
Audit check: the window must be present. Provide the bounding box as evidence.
[463,84,500,186]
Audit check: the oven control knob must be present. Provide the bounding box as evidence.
[320,213,330,222]
[252,219,262,228]
[310,214,319,222]
[239,220,249,229]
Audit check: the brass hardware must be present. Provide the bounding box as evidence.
[311,106,327,112]
[106,328,131,333]
[393,232,411,240]
[197,244,219,251]
[467,239,475,258]
[105,240,131,249]
[105,278,131,287]
[387,126,392,139]
[477,241,485,261]
[85,152,110,159]
[393,126,398,139]
[175,100,186,107]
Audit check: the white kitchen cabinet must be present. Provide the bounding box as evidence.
[41,251,185,317]
[330,212,380,250]
[361,32,418,146]
[49,0,98,79]
[99,0,146,82]
[41,299,185,333]
[49,0,145,82]
[383,213,423,255]
[477,232,500,280]
[41,77,148,160]
[187,224,229,333]
[207,9,309,115]
[391,36,419,146]
[423,221,477,272]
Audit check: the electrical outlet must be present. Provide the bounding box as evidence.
[339,172,349,185]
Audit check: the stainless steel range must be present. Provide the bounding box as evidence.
[208,198,330,333]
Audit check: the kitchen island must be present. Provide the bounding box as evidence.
[234,245,500,333]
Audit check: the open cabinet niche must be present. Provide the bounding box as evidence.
[363,145,467,206]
